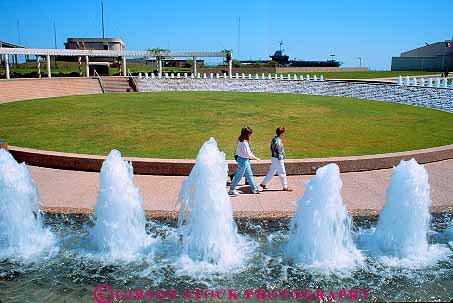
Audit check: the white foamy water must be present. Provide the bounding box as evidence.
[0,149,55,261]
[91,150,154,261]
[285,163,363,271]
[177,138,252,272]
[445,223,453,248]
[363,159,449,267]
[447,224,453,238]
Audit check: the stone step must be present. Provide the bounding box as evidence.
[100,77,132,93]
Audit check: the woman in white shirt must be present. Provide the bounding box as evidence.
[229,127,261,195]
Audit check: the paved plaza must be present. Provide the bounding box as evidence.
[30,159,453,216]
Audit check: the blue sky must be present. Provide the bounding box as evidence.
[1,0,452,70]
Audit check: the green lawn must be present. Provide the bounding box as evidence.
[1,92,452,159]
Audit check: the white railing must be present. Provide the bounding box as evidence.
[0,48,226,58]
[397,75,453,89]
[134,72,325,82]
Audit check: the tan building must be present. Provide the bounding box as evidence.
[64,38,125,51]
[63,38,126,75]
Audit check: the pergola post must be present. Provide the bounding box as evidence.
[46,54,51,78]
[78,56,82,77]
[37,56,41,78]
[228,52,233,76]
[122,56,127,76]
[85,55,89,77]
[4,54,10,79]
[158,59,162,76]
[193,56,197,76]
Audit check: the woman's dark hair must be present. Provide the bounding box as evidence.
[276,127,286,136]
[238,127,253,142]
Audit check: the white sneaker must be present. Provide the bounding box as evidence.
[228,190,239,196]
[252,188,262,194]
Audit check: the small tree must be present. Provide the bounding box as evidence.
[184,59,194,68]
[148,48,170,61]
[221,49,232,64]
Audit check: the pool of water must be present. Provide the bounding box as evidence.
[1,213,452,302]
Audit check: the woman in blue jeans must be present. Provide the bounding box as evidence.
[229,127,261,195]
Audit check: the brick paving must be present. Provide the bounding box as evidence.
[29,159,453,214]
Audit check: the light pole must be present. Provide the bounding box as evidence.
[101,1,105,39]
[358,57,362,67]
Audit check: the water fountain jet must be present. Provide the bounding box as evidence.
[369,159,449,264]
[286,163,362,270]
[177,138,247,268]
[91,150,153,261]
[0,149,55,260]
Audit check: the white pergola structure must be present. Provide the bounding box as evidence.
[0,48,232,79]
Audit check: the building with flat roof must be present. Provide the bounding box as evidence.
[391,38,453,71]
[64,38,125,51]
[62,38,126,75]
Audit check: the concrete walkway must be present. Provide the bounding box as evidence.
[29,159,453,216]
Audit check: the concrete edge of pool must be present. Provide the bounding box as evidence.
[7,144,453,176]
[43,205,453,219]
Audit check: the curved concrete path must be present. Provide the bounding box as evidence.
[30,159,453,218]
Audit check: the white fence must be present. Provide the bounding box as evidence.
[137,72,325,82]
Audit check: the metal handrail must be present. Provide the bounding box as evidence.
[128,69,138,92]
[93,69,105,93]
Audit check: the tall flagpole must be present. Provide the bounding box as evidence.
[101,1,105,39]
[53,21,57,49]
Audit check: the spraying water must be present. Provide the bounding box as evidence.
[404,76,410,86]
[285,163,362,270]
[447,224,453,237]
[177,138,248,269]
[0,149,55,260]
[369,159,451,264]
[92,150,153,261]
[445,223,453,247]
